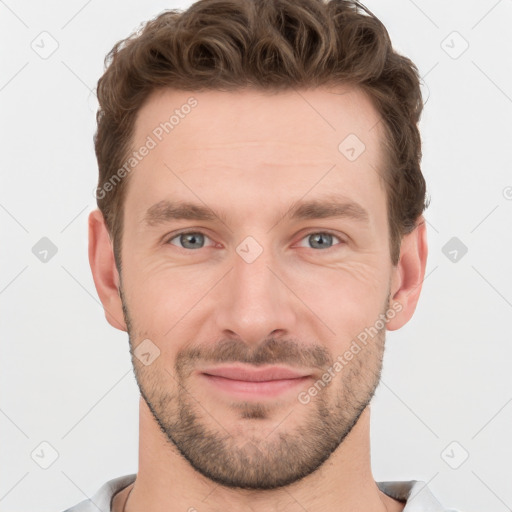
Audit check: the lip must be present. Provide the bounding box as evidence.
[201,365,311,381]
[198,365,312,398]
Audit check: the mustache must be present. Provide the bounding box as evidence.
[175,337,333,375]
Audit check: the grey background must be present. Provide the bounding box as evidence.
[1,0,511,511]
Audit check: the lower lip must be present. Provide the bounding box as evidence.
[201,374,311,398]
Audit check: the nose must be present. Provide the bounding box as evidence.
[214,242,297,346]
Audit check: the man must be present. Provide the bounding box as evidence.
[63,0,460,510]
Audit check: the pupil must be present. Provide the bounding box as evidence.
[311,233,332,249]
[183,233,203,248]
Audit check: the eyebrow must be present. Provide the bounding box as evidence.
[142,195,370,228]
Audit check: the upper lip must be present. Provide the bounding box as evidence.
[201,365,311,382]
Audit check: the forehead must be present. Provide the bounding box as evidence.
[134,85,383,154]
[125,86,387,224]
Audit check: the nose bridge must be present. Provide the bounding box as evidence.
[214,237,296,344]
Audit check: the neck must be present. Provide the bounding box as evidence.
[118,398,403,512]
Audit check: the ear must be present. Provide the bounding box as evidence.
[88,209,127,332]
[386,216,428,331]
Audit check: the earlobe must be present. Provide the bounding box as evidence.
[88,209,127,332]
[386,216,428,331]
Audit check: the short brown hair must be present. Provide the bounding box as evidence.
[94,0,428,270]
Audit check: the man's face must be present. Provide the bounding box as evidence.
[119,86,396,489]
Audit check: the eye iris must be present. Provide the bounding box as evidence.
[180,232,204,249]
[309,233,333,249]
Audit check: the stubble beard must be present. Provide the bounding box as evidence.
[121,287,388,490]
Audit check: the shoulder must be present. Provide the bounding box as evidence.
[61,474,137,512]
[377,479,462,512]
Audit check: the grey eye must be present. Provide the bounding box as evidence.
[299,232,341,250]
[169,232,208,249]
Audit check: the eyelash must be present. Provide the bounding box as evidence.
[165,230,346,251]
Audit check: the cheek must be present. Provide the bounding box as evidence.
[124,264,215,342]
[123,245,390,347]
[285,260,389,337]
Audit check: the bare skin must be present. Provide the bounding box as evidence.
[90,86,427,512]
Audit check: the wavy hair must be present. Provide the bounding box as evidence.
[94,0,428,269]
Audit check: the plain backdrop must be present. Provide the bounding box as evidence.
[1,1,511,511]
